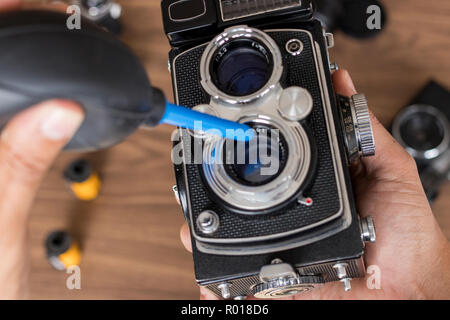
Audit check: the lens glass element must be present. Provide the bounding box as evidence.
[399,111,445,151]
[211,39,273,97]
[224,125,288,186]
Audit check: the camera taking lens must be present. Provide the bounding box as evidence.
[224,125,288,186]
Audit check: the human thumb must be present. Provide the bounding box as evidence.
[0,100,84,216]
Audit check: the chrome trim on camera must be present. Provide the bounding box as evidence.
[168,0,207,22]
[285,39,304,56]
[187,104,219,139]
[278,86,313,121]
[219,0,303,22]
[392,104,450,161]
[202,115,312,211]
[200,25,283,105]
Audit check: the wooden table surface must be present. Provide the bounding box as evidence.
[27,0,450,299]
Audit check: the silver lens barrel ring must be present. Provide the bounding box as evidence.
[202,115,312,212]
[200,25,283,105]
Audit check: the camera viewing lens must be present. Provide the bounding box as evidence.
[211,39,273,97]
[399,111,445,151]
[224,125,288,186]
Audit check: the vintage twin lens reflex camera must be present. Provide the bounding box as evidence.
[162,0,377,299]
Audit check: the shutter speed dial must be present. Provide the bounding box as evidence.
[252,262,324,299]
[338,93,376,163]
[252,275,323,298]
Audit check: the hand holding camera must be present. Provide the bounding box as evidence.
[164,0,448,299]
[180,70,450,299]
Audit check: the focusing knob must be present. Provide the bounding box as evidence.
[252,275,323,299]
[352,94,375,157]
[338,94,375,163]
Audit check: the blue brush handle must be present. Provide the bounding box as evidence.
[161,102,254,142]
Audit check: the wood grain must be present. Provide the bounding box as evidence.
[26,0,449,299]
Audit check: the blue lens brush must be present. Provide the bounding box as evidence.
[161,102,254,142]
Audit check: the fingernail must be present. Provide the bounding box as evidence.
[343,70,357,93]
[40,105,84,141]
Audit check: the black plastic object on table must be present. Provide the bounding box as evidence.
[0,10,165,151]
[314,0,387,39]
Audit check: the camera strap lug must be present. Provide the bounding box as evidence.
[325,32,335,48]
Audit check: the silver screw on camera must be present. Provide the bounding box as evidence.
[330,62,339,71]
[286,39,303,56]
[172,185,180,205]
[333,263,352,292]
[218,283,231,299]
[197,210,220,234]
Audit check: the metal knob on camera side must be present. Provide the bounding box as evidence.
[252,260,323,299]
[278,86,314,122]
[333,263,352,292]
[336,94,377,292]
[328,217,375,292]
[338,93,376,163]
[353,94,376,157]
[360,216,376,243]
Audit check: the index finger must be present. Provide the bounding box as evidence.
[0,0,21,11]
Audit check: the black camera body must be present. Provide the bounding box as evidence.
[162,0,376,299]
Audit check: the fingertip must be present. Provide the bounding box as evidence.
[361,109,420,178]
[38,100,84,141]
[2,100,83,141]
[200,287,219,300]
[3,99,84,143]
[0,0,22,11]
[22,1,67,12]
[46,99,84,113]
[332,69,357,97]
[180,223,192,253]
[0,100,84,184]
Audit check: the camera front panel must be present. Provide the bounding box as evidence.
[170,22,356,255]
